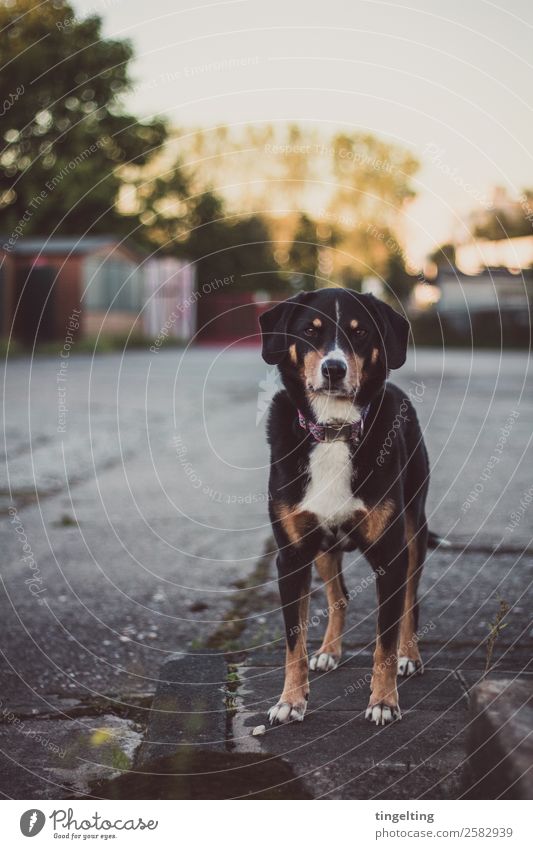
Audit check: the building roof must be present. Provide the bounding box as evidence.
[455,236,533,274]
[3,236,143,260]
[436,266,527,282]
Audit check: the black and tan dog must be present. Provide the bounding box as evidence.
[259,288,430,726]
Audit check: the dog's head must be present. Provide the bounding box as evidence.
[259,288,409,418]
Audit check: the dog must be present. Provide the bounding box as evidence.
[259,288,430,726]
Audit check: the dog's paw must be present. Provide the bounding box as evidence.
[397,656,423,677]
[309,651,339,672]
[268,699,307,725]
[365,702,401,726]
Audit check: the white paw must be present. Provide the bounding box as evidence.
[397,656,423,677]
[268,700,307,725]
[365,703,401,725]
[309,652,339,672]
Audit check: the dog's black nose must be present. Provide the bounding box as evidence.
[321,358,347,382]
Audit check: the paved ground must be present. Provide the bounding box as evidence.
[1,346,532,798]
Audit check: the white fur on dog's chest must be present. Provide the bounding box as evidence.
[300,441,365,523]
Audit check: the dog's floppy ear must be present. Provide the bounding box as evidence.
[258,292,310,365]
[368,295,410,369]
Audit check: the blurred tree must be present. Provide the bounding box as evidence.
[473,197,533,240]
[384,245,416,304]
[474,213,514,241]
[0,0,167,237]
[286,213,319,290]
[278,124,312,210]
[222,213,281,290]
[428,242,456,268]
[120,161,196,248]
[144,125,420,295]
[330,133,418,216]
[127,159,281,288]
[183,202,281,291]
[328,133,419,285]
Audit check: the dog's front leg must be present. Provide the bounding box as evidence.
[364,535,408,726]
[309,550,347,672]
[268,551,312,725]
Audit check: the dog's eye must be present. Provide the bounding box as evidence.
[303,327,317,338]
[352,328,368,337]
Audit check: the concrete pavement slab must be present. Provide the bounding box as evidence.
[236,665,466,713]
[136,651,227,765]
[0,714,142,799]
[467,678,533,799]
[2,347,532,798]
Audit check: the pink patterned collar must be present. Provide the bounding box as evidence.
[297,404,370,445]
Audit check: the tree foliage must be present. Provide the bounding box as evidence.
[0,0,167,236]
[428,242,456,268]
[286,213,320,290]
[0,3,421,296]
[472,193,533,241]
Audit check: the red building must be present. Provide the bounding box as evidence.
[1,236,144,344]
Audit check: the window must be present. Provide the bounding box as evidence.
[84,255,143,312]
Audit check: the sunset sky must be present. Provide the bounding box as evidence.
[77,0,533,263]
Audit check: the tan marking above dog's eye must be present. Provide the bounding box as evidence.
[350,319,359,329]
[312,318,322,328]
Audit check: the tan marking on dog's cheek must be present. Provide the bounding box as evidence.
[275,503,318,547]
[289,343,297,364]
[345,353,364,390]
[303,349,324,387]
[371,347,379,364]
[361,499,395,544]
